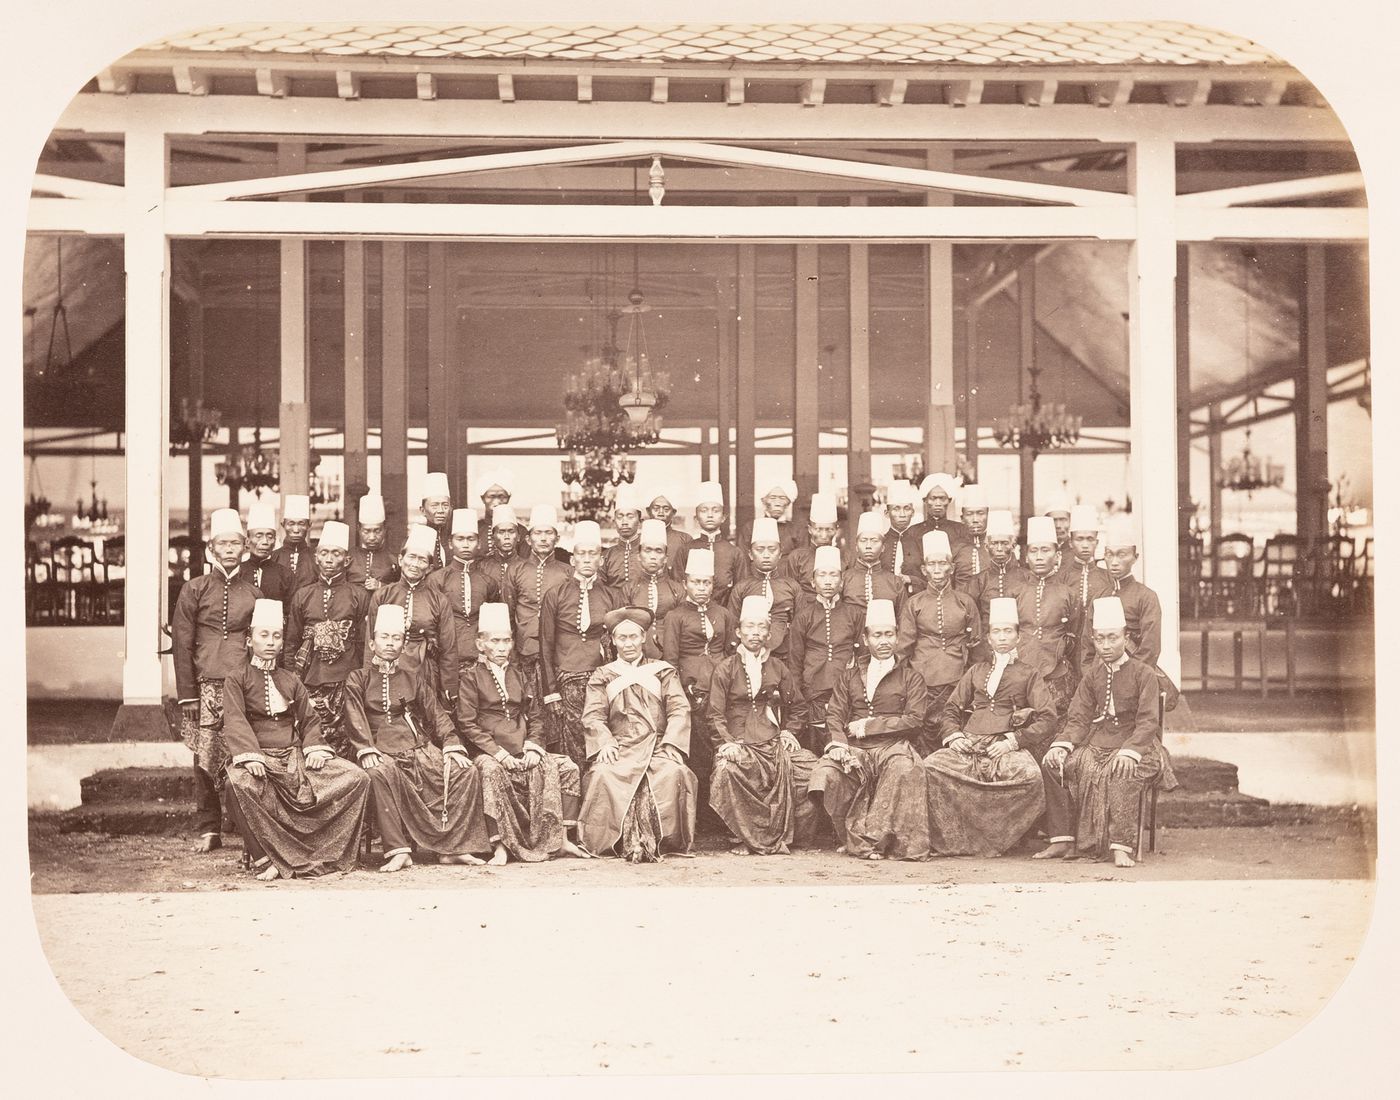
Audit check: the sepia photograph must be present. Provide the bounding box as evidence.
[7,1,1387,1090]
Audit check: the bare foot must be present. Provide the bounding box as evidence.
[1032,841,1073,860]
[559,839,594,859]
[728,845,750,856]
[488,844,509,867]
[379,852,413,874]
[1113,849,1137,868]
[835,845,847,855]
[192,833,221,854]
[254,862,282,881]
[441,852,485,865]
[866,852,884,861]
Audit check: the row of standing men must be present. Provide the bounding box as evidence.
[172,469,1177,874]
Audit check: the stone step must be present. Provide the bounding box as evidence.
[1155,789,1272,828]
[1167,755,1241,794]
[56,799,222,837]
[80,766,194,805]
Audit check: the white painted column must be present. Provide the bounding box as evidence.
[120,127,170,711]
[1127,139,1181,682]
[277,143,310,496]
[925,146,956,476]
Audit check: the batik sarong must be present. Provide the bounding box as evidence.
[477,752,582,861]
[925,737,1046,855]
[367,743,489,858]
[224,746,370,877]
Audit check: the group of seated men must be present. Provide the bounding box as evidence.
[171,465,1177,879]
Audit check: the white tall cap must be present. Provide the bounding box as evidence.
[959,482,989,510]
[919,472,959,499]
[1069,504,1100,533]
[404,523,438,556]
[373,604,407,635]
[809,492,838,525]
[358,493,385,524]
[685,548,715,577]
[1103,514,1139,551]
[422,472,451,501]
[473,467,513,500]
[613,483,643,514]
[246,501,278,532]
[921,530,952,561]
[208,508,243,540]
[491,504,518,529]
[886,480,919,507]
[761,478,798,502]
[749,517,781,545]
[282,494,310,521]
[251,599,283,630]
[1093,596,1128,631]
[813,545,843,573]
[451,508,479,535]
[864,599,897,629]
[478,602,512,636]
[695,481,724,507]
[639,518,669,548]
[572,520,603,550]
[528,505,559,531]
[988,597,1020,627]
[857,510,889,537]
[1026,516,1058,547]
[1042,490,1073,517]
[738,594,773,623]
[986,510,1016,539]
[318,520,350,552]
[648,487,678,509]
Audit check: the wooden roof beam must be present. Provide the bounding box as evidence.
[1178,170,1366,208]
[876,78,908,107]
[172,65,208,96]
[1230,79,1289,107]
[1019,80,1058,108]
[945,79,984,107]
[255,69,289,98]
[95,68,131,95]
[1164,80,1211,108]
[1087,80,1134,108]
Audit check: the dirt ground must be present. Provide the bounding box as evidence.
[23,814,1378,1079]
[29,877,1376,1078]
[27,813,1376,894]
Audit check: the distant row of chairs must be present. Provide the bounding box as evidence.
[1182,532,1372,620]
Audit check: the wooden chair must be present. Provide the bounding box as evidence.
[1135,691,1169,860]
[1210,533,1257,616]
[1260,535,1299,617]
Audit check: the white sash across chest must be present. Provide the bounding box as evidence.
[604,659,667,704]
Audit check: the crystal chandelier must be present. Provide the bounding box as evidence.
[993,359,1082,452]
[217,427,280,495]
[1219,248,1284,498]
[217,247,280,498]
[1220,429,1284,495]
[556,244,670,522]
